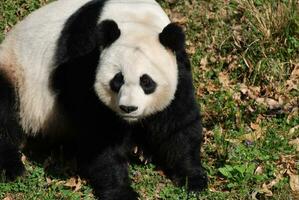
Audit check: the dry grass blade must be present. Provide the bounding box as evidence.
[237,0,294,40]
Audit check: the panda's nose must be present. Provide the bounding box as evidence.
[119,105,138,113]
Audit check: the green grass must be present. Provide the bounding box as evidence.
[1,0,299,199]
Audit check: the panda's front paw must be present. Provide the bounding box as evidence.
[174,169,208,192]
[95,186,139,200]
[186,171,208,192]
[0,142,25,181]
[3,160,25,181]
[117,188,139,200]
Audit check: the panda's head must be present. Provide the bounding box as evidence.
[95,20,185,122]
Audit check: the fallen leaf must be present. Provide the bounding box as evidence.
[250,122,260,130]
[239,132,261,142]
[255,165,263,175]
[286,63,299,91]
[169,11,187,25]
[239,122,263,142]
[187,46,196,54]
[279,155,297,174]
[219,72,230,88]
[289,138,299,151]
[260,183,273,196]
[225,138,241,144]
[256,97,282,109]
[200,56,208,70]
[3,196,13,200]
[259,172,284,197]
[289,125,299,135]
[46,177,52,185]
[251,191,259,200]
[239,84,260,99]
[64,177,82,192]
[286,98,299,122]
[287,170,299,194]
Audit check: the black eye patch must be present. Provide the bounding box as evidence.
[110,72,124,93]
[140,74,157,94]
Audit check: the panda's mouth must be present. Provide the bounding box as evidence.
[121,115,140,122]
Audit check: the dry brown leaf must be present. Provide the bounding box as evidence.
[287,170,299,193]
[251,191,258,200]
[225,138,241,144]
[259,172,284,196]
[287,109,299,123]
[250,122,260,130]
[239,84,249,94]
[268,173,284,188]
[289,138,299,152]
[279,155,297,174]
[187,46,196,54]
[218,72,230,88]
[260,183,273,196]
[239,122,263,142]
[286,79,298,91]
[239,132,262,142]
[46,177,52,185]
[64,177,82,192]
[239,84,260,99]
[256,97,282,109]
[200,56,208,70]
[3,196,14,200]
[285,63,299,92]
[289,125,299,135]
[198,81,220,96]
[255,165,263,175]
[169,11,187,25]
[291,64,299,78]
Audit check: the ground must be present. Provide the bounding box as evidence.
[0,0,298,199]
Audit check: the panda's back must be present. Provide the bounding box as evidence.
[0,0,170,135]
[0,0,93,135]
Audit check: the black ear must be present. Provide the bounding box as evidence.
[159,23,185,52]
[97,20,121,48]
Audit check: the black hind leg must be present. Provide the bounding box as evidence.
[0,72,25,181]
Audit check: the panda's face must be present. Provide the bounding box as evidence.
[94,34,178,122]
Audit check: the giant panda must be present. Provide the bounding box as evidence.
[0,0,208,199]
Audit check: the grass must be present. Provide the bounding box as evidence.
[1,0,299,199]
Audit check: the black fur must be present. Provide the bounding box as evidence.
[140,74,157,95]
[110,72,124,93]
[159,23,185,52]
[0,72,25,181]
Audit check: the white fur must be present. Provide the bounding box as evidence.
[0,0,177,133]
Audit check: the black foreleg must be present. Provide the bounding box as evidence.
[77,137,138,200]
[0,72,25,181]
[152,122,208,192]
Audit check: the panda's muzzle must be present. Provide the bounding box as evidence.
[119,105,138,114]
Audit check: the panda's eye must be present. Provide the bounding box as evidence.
[140,74,157,94]
[110,72,124,93]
